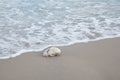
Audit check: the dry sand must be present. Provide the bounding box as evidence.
[0,37,120,80]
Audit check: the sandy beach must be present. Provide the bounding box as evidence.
[0,37,120,80]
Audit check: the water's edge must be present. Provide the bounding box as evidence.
[1,35,120,59]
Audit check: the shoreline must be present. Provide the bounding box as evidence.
[0,37,120,80]
[1,35,120,59]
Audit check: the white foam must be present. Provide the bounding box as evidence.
[0,0,120,59]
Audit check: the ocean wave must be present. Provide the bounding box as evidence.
[0,0,120,59]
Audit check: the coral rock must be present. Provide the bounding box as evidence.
[43,47,61,57]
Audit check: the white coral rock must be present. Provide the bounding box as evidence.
[43,47,61,57]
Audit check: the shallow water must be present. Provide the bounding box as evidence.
[0,0,120,59]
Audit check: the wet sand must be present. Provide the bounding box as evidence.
[0,37,120,80]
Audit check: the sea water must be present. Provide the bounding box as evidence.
[0,0,120,59]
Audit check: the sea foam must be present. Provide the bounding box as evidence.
[0,0,120,59]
